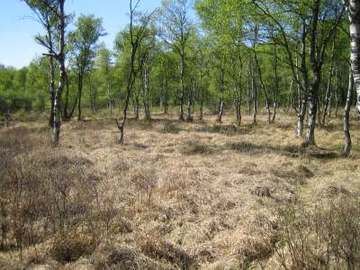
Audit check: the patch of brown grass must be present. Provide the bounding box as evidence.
[0,113,359,269]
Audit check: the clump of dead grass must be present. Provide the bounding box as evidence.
[139,236,195,269]
[160,121,182,134]
[50,231,97,263]
[197,124,240,136]
[180,140,214,155]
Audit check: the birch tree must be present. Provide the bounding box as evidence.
[159,0,192,121]
[68,15,105,121]
[343,0,360,156]
[116,0,156,144]
[24,0,67,145]
[347,0,360,113]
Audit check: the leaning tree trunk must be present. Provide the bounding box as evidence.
[343,68,353,156]
[117,42,137,144]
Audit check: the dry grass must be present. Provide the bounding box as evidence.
[0,111,360,269]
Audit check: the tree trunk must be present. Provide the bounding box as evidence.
[253,25,271,124]
[251,59,257,124]
[134,94,140,120]
[343,69,353,156]
[235,99,242,126]
[304,0,321,147]
[272,102,277,123]
[77,72,83,121]
[296,98,307,137]
[143,67,151,121]
[199,96,204,121]
[271,42,279,123]
[107,83,113,116]
[89,77,97,113]
[179,52,186,121]
[186,85,194,122]
[62,72,72,121]
[304,72,320,146]
[248,77,252,116]
[322,41,336,125]
[217,67,225,123]
[51,0,66,146]
[348,0,360,114]
[49,55,56,127]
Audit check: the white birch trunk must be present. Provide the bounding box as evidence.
[349,0,360,113]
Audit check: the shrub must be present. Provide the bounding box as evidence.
[274,197,360,269]
[0,129,99,255]
[50,232,96,263]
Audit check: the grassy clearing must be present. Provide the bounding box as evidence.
[0,112,359,269]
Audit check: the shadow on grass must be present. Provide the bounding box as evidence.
[195,123,254,136]
[227,142,339,159]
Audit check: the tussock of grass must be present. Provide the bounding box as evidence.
[50,232,96,263]
[196,123,249,136]
[159,121,182,134]
[180,140,214,155]
[139,236,195,269]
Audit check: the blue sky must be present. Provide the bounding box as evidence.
[0,0,163,68]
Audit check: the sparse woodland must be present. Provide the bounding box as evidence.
[1,0,360,269]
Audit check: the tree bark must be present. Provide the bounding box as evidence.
[343,69,353,156]
[296,98,307,137]
[51,0,66,146]
[304,0,321,146]
[235,98,242,126]
[348,0,360,114]
[143,66,151,121]
[250,58,257,124]
[186,81,194,122]
[77,72,83,121]
[48,54,56,127]
[179,52,186,121]
[62,72,71,120]
[217,65,225,123]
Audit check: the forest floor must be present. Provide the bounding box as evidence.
[1,111,360,269]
